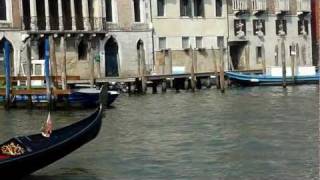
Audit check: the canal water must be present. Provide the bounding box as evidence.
[0,85,319,180]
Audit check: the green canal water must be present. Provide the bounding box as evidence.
[0,85,319,180]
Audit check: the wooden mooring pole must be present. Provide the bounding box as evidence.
[4,40,11,109]
[88,37,94,88]
[281,37,286,88]
[26,38,32,108]
[212,47,220,89]
[290,42,296,84]
[219,45,225,93]
[190,46,196,92]
[44,36,52,110]
[60,36,67,90]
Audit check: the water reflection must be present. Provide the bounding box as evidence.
[0,85,318,179]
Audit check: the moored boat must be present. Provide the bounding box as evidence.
[226,66,320,86]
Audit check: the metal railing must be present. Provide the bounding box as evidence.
[251,0,267,11]
[297,0,310,12]
[275,0,290,13]
[232,0,248,11]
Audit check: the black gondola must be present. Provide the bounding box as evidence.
[0,105,103,179]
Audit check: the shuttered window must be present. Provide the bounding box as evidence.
[182,37,189,49]
[159,37,166,50]
[253,19,266,36]
[196,36,203,48]
[193,0,204,17]
[216,0,222,17]
[133,0,141,22]
[298,20,309,35]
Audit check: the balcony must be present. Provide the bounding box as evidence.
[251,0,267,15]
[275,0,290,14]
[232,0,249,15]
[296,0,310,15]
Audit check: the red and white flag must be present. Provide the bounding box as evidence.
[42,112,53,138]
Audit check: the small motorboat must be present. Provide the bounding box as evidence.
[226,66,320,86]
[0,104,103,179]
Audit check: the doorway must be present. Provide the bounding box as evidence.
[105,37,119,77]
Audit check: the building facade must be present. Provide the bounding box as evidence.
[0,0,315,81]
[312,0,319,65]
[1,0,153,80]
[227,0,312,71]
[151,0,228,75]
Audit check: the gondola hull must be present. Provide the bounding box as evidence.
[0,106,103,179]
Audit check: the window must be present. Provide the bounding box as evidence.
[256,47,262,64]
[180,0,192,17]
[105,0,113,22]
[298,20,308,35]
[157,0,165,16]
[38,39,45,60]
[193,0,204,17]
[276,19,287,35]
[217,36,224,48]
[0,0,7,20]
[159,37,166,50]
[133,0,141,22]
[216,0,222,17]
[234,19,246,36]
[78,40,88,60]
[196,36,203,48]
[182,37,189,49]
[253,19,266,36]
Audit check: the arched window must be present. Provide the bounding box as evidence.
[78,40,88,60]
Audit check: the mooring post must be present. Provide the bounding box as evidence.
[161,79,167,93]
[49,36,58,89]
[219,45,225,93]
[60,35,67,90]
[190,46,196,92]
[184,78,189,90]
[26,38,32,108]
[212,47,220,89]
[88,36,95,88]
[140,45,147,93]
[4,40,11,109]
[290,42,296,84]
[262,45,266,74]
[127,82,132,95]
[281,37,286,88]
[44,36,52,109]
[152,81,157,94]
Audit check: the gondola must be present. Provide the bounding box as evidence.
[0,103,104,179]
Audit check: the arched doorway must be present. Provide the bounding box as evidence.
[0,38,13,76]
[105,37,119,77]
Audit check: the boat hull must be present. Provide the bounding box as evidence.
[226,72,320,86]
[0,107,102,179]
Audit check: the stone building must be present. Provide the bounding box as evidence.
[227,0,312,71]
[312,0,319,65]
[1,0,153,80]
[0,0,21,76]
[151,0,228,75]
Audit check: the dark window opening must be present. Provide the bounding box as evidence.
[298,20,309,35]
[133,0,141,22]
[78,40,88,60]
[158,0,165,16]
[256,46,262,64]
[105,0,113,22]
[216,0,222,17]
[0,0,7,20]
[276,19,287,35]
[180,0,191,17]
[217,36,224,48]
[38,39,45,60]
[193,0,204,17]
[253,19,266,36]
[234,19,246,36]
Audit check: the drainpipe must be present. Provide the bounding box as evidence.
[149,0,155,72]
